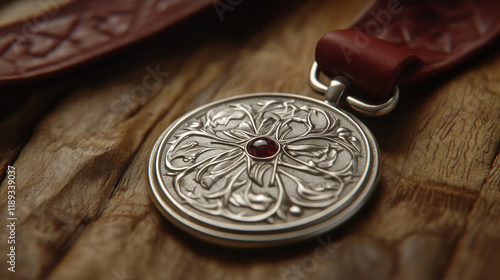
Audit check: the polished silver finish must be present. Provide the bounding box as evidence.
[325,76,351,105]
[309,62,399,117]
[148,93,380,247]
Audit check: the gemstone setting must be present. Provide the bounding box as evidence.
[246,137,280,159]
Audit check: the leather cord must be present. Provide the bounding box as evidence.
[315,0,500,101]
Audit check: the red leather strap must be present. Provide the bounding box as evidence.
[0,0,216,85]
[315,0,500,101]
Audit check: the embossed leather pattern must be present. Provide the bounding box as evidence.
[316,0,500,101]
[0,0,214,84]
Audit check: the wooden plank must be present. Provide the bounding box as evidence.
[0,86,69,182]
[0,0,499,280]
[444,151,500,280]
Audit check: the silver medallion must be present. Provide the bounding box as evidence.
[148,93,379,246]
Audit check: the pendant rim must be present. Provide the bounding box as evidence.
[148,92,380,247]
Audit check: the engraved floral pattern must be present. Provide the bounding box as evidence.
[164,99,362,223]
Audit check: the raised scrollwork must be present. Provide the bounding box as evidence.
[164,99,363,223]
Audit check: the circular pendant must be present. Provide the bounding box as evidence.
[148,93,379,247]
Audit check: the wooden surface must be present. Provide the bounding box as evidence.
[1,0,500,279]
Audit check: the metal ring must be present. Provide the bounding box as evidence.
[309,62,399,117]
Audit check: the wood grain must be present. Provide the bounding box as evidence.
[1,0,500,280]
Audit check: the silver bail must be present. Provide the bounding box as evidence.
[325,75,351,105]
[309,62,399,117]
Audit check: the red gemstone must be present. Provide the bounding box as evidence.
[246,137,279,158]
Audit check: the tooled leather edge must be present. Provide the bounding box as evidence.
[0,0,217,84]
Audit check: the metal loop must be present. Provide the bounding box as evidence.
[309,62,399,117]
